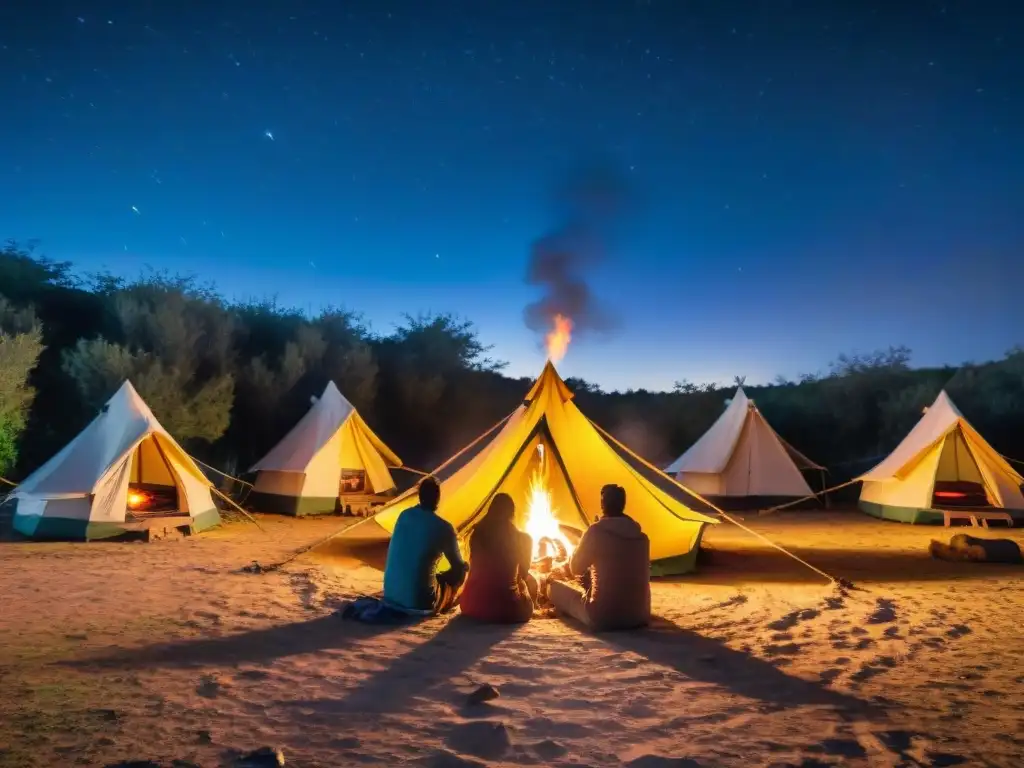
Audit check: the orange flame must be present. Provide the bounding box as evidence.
[524,444,575,561]
[545,314,573,363]
[127,491,149,509]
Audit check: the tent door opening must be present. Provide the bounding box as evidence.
[127,437,183,518]
[931,429,992,509]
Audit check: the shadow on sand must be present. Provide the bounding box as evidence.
[311,537,390,572]
[61,611,405,670]
[598,616,882,717]
[276,614,519,716]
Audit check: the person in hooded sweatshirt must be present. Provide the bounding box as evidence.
[548,483,651,631]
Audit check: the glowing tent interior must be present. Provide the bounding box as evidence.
[351,362,719,576]
[664,387,824,508]
[248,381,402,516]
[858,390,1024,523]
[5,380,220,540]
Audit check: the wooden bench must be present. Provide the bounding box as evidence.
[941,509,1014,529]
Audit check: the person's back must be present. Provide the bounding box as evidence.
[572,514,650,631]
[460,494,536,623]
[548,483,651,631]
[382,477,466,613]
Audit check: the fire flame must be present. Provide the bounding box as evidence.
[524,444,575,561]
[545,314,573,363]
[127,491,149,509]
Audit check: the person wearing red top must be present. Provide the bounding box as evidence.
[459,493,538,623]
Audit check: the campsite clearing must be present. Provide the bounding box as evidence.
[2,510,1023,767]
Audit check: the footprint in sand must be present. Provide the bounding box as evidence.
[763,642,803,657]
[289,572,320,610]
[531,739,568,760]
[819,667,844,684]
[444,720,511,761]
[867,598,897,624]
[946,624,971,639]
[767,608,819,632]
[196,674,223,698]
[823,595,845,610]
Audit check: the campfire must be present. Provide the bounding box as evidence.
[524,444,575,577]
[523,314,578,578]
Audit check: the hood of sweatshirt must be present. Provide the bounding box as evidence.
[589,514,648,542]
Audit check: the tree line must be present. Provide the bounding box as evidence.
[1,241,1022,499]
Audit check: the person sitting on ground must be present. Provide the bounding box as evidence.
[460,493,538,623]
[382,476,467,615]
[548,483,651,631]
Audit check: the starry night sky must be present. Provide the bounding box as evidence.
[1,1,1020,392]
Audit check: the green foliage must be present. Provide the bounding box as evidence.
[1,243,1022,484]
[0,296,45,475]
[59,271,236,443]
[0,418,18,477]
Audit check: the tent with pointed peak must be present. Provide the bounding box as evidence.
[858,390,1024,523]
[664,387,823,508]
[6,380,221,540]
[351,362,718,576]
[248,381,402,516]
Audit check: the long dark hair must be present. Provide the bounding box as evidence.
[470,492,516,557]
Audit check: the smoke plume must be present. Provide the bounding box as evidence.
[524,163,634,351]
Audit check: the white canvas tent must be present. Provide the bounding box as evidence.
[858,390,1024,524]
[248,381,402,516]
[665,387,823,505]
[7,380,220,540]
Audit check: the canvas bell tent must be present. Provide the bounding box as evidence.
[352,362,718,576]
[248,381,402,516]
[664,388,823,508]
[5,380,221,540]
[858,390,1024,524]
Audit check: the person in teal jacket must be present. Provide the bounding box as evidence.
[382,476,468,614]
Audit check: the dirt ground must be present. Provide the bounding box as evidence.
[1,509,1023,767]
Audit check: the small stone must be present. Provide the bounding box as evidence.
[466,683,500,705]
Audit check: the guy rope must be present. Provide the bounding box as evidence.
[588,418,844,588]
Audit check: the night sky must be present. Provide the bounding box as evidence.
[1,1,1020,392]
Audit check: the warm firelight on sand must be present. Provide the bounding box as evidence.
[545,313,573,363]
[524,445,575,561]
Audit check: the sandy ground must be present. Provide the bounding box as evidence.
[1,510,1023,768]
